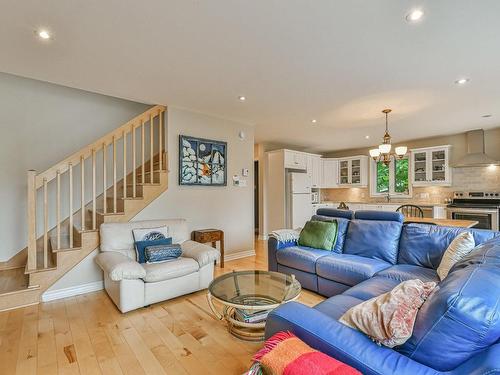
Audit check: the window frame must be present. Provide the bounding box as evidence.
[370,156,412,198]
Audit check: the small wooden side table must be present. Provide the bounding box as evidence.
[192,229,225,267]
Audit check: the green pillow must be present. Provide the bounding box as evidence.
[298,220,338,251]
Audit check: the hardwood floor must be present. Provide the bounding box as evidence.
[0,239,324,375]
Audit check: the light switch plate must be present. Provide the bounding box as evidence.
[242,168,249,177]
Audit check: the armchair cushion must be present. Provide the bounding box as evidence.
[95,251,146,281]
[181,240,220,267]
[142,257,199,282]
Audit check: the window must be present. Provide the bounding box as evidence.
[371,157,411,197]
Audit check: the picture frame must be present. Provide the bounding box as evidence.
[179,135,227,186]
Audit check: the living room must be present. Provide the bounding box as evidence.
[1,1,499,374]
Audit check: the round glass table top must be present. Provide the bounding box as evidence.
[208,270,301,306]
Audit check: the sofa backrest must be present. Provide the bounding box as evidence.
[398,223,499,269]
[342,211,403,264]
[397,236,500,371]
[354,210,404,223]
[315,208,354,220]
[100,219,189,260]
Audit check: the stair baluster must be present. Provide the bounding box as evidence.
[43,178,48,268]
[159,109,163,171]
[141,120,145,184]
[56,170,61,250]
[113,136,117,214]
[150,113,154,183]
[80,156,85,231]
[123,130,127,199]
[132,124,137,198]
[69,163,73,248]
[92,149,96,230]
[103,143,107,214]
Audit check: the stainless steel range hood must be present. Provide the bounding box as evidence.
[453,129,499,167]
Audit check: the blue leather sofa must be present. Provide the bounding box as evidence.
[266,209,500,374]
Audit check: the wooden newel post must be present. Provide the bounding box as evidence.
[27,170,37,271]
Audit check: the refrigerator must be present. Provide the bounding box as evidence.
[286,172,312,229]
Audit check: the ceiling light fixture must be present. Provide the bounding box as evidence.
[369,109,407,166]
[311,119,317,124]
[238,96,246,102]
[455,78,470,85]
[365,135,370,139]
[36,29,51,40]
[406,9,424,23]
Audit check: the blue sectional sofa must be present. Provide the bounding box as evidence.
[266,208,500,375]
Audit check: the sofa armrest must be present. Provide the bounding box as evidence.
[266,302,438,375]
[95,252,146,281]
[267,237,298,272]
[181,240,219,267]
[449,342,500,375]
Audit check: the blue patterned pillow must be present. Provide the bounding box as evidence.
[145,244,182,263]
[134,238,172,263]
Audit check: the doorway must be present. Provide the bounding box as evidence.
[254,160,259,234]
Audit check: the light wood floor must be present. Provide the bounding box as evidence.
[0,239,324,375]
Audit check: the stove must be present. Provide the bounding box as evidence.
[446,191,500,230]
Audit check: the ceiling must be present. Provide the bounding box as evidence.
[1,0,500,152]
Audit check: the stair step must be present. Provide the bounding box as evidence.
[49,234,83,253]
[0,267,29,295]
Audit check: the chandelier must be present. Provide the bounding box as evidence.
[369,109,407,166]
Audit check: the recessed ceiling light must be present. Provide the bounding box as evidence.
[238,96,246,102]
[406,9,424,23]
[455,78,470,85]
[482,114,492,118]
[365,135,370,139]
[311,119,317,124]
[36,29,51,40]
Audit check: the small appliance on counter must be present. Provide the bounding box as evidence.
[311,192,319,204]
[337,202,350,210]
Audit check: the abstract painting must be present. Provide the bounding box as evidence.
[179,135,227,186]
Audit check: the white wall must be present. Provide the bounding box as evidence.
[47,107,255,293]
[134,107,255,255]
[0,72,149,261]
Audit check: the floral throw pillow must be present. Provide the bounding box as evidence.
[339,279,436,348]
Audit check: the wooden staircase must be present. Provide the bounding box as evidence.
[0,105,168,311]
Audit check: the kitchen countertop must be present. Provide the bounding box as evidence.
[316,201,448,207]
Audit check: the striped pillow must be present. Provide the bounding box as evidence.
[145,244,182,264]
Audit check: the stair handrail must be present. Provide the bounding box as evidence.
[34,105,166,189]
[26,104,166,271]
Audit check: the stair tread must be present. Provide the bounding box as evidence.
[0,267,29,295]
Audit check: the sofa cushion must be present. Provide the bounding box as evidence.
[298,220,338,251]
[398,239,500,371]
[276,246,331,273]
[343,219,402,264]
[376,264,439,283]
[142,257,199,282]
[398,223,498,269]
[316,254,391,286]
[342,276,400,301]
[312,215,350,253]
[316,208,354,220]
[354,210,404,223]
[100,219,190,260]
[314,294,364,320]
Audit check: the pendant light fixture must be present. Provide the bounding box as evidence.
[369,109,407,166]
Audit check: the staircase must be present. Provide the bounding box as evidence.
[0,105,168,311]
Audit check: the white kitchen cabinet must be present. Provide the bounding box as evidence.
[284,150,307,170]
[307,154,322,188]
[411,146,451,186]
[337,156,368,187]
[320,158,339,188]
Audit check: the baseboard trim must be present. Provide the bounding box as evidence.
[41,280,104,302]
[224,250,256,262]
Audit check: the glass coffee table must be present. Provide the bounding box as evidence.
[207,270,301,341]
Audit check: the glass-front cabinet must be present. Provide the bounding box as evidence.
[411,145,451,186]
[337,156,368,187]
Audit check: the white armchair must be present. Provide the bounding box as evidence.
[96,219,219,313]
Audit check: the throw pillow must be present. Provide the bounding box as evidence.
[437,231,475,280]
[145,244,182,263]
[135,238,172,263]
[132,226,169,242]
[298,220,337,251]
[251,331,361,375]
[339,279,436,348]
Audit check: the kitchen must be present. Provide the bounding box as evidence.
[264,128,500,233]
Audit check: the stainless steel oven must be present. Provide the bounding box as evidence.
[446,191,500,231]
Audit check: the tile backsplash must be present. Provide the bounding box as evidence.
[321,166,499,205]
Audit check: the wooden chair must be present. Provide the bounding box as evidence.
[397,204,424,218]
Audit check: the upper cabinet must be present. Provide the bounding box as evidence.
[284,150,307,170]
[320,158,338,188]
[337,156,368,187]
[411,145,451,186]
[307,154,322,188]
